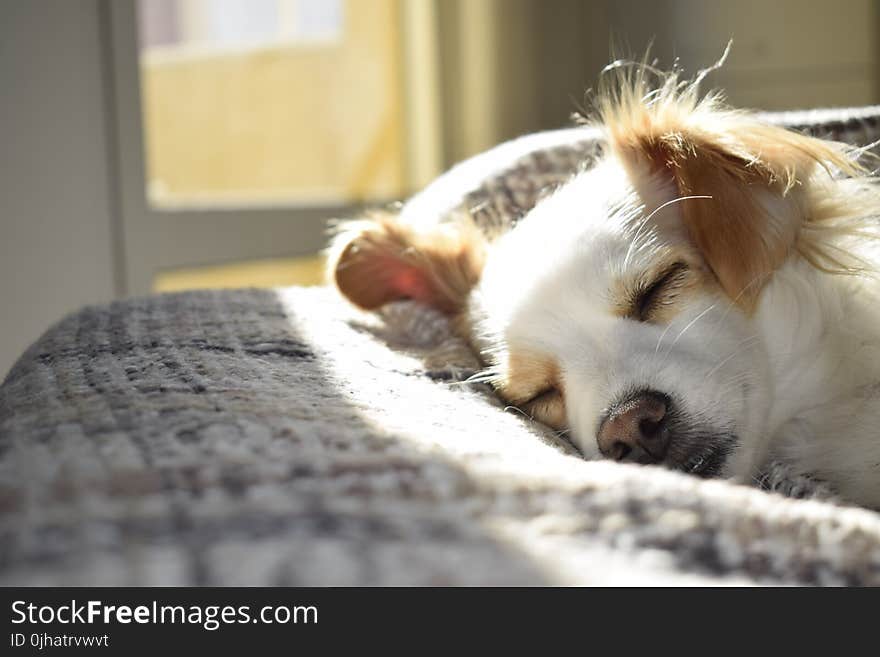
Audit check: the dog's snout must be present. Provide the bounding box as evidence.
[597,391,670,463]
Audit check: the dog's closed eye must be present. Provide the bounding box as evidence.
[630,262,691,322]
[519,387,566,429]
[522,387,558,406]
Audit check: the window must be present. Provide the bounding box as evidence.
[137,0,406,208]
[106,1,442,294]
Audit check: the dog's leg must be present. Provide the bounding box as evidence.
[754,460,838,503]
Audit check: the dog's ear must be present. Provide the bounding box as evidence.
[328,211,486,314]
[603,93,855,311]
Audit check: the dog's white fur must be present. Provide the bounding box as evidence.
[330,61,880,508]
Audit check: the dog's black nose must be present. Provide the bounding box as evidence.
[597,390,670,463]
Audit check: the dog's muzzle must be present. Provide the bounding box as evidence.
[596,389,735,477]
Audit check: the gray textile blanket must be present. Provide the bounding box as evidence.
[3,287,880,586]
[4,106,880,586]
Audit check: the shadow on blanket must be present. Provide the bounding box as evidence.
[2,286,880,585]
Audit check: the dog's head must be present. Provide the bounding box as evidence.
[329,64,869,479]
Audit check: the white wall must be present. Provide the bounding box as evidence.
[0,1,119,378]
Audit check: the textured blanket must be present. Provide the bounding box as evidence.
[2,286,880,586]
[4,106,880,586]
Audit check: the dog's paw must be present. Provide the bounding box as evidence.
[754,460,839,503]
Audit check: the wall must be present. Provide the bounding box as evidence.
[442,0,879,163]
[660,0,878,110]
[0,1,118,378]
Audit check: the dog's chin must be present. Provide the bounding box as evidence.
[671,436,737,478]
[573,417,739,478]
[574,429,738,478]
[659,411,739,478]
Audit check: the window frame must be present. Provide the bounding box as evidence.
[105,0,407,295]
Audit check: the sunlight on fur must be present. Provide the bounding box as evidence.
[329,50,880,509]
[585,46,880,309]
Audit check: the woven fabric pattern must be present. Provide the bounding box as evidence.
[3,107,880,585]
[4,287,880,586]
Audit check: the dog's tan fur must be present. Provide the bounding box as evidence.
[330,209,487,315]
[594,60,869,311]
[328,57,880,506]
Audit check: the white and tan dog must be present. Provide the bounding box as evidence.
[329,62,880,508]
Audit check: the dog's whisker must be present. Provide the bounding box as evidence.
[654,321,676,355]
[660,302,718,361]
[623,204,651,268]
[463,372,499,385]
[704,336,761,383]
[706,271,774,345]
[504,405,534,421]
[623,195,713,269]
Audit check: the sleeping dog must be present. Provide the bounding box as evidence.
[329,60,880,508]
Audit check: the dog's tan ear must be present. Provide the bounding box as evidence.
[328,211,486,314]
[603,91,856,311]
